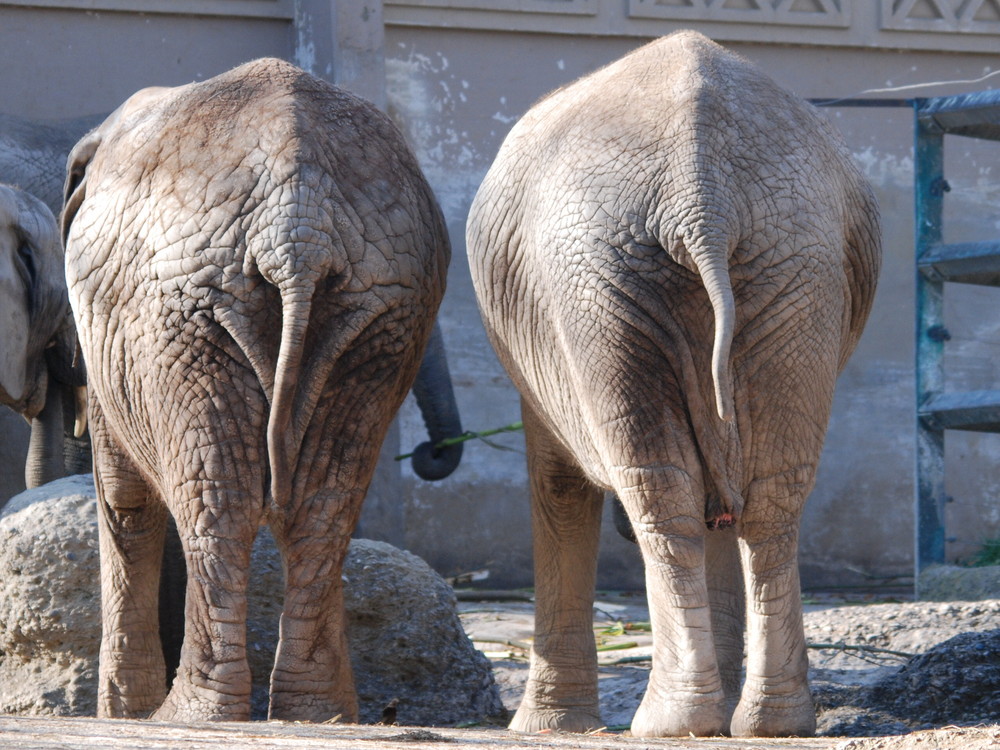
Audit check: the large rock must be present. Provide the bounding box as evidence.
[247,530,506,724]
[918,563,1000,601]
[0,475,99,715]
[0,476,504,724]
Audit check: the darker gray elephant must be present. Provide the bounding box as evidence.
[63,58,458,722]
[0,112,109,499]
[0,112,105,216]
[0,182,84,489]
[467,31,881,738]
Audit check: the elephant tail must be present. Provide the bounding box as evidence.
[690,247,736,424]
[267,286,314,511]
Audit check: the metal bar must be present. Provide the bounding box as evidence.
[915,91,1000,141]
[914,105,947,589]
[916,89,1000,114]
[809,97,913,108]
[917,241,1000,286]
[919,390,1000,432]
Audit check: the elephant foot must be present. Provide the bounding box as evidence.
[268,691,359,724]
[152,663,253,722]
[509,704,603,734]
[730,681,815,737]
[97,673,167,719]
[151,691,251,723]
[630,685,728,737]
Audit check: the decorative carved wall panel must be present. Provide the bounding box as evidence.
[629,0,849,28]
[386,0,596,15]
[882,0,1000,33]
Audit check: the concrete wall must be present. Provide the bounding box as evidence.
[2,1,1000,591]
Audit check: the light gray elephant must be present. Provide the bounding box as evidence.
[467,31,881,738]
[62,58,459,722]
[0,183,84,489]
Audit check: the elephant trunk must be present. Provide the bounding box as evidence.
[410,321,464,481]
[691,249,736,423]
[24,375,67,488]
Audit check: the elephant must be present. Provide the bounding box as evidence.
[0,111,458,495]
[0,182,85,489]
[61,57,460,722]
[466,31,881,738]
[0,112,107,501]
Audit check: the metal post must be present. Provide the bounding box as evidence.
[914,99,947,591]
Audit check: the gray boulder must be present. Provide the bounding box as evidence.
[918,563,1000,601]
[0,475,504,724]
[247,529,506,724]
[0,475,99,715]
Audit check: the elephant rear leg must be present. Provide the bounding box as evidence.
[152,485,259,723]
[706,526,745,717]
[267,486,363,724]
[510,398,605,734]
[621,466,728,737]
[91,405,169,719]
[730,468,815,737]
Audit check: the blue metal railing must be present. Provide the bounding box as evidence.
[912,90,1000,595]
[817,92,1000,595]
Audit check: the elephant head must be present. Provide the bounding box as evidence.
[0,183,85,487]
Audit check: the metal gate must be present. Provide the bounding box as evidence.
[913,91,1000,595]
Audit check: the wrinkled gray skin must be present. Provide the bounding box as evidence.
[0,183,83,488]
[63,58,455,723]
[467,32,881,738]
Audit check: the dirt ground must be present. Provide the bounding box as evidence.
[2,715,997,750]
[458,591,1000,749]
[1,592,996,750]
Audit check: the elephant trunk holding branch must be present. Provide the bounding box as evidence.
[467,31,880,738]
[0,183,84,488]
[62,58,459,722]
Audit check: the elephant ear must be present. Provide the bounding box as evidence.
[61,86,175,245]
[60,129,101,246]
[45,310,86,388]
